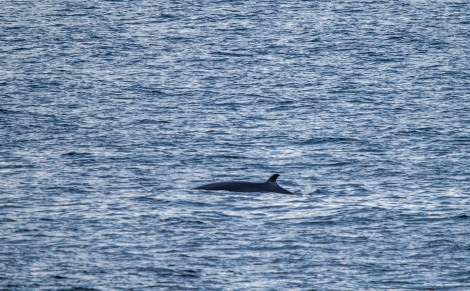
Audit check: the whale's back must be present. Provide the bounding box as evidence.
[196,181,266,192]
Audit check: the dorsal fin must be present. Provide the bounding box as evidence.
[267,174,280,183]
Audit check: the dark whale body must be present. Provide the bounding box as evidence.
[195,174,293,194]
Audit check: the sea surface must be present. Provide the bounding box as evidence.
[1,1,470,290]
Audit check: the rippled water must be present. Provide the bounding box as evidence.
[1,1,470,290]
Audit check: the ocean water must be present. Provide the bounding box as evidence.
[1,0,470,290]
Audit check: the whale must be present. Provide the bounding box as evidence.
[195,174,293,194]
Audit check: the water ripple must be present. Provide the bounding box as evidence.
[1,0,469,290]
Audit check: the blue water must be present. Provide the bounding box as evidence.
[1,1,470,290]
